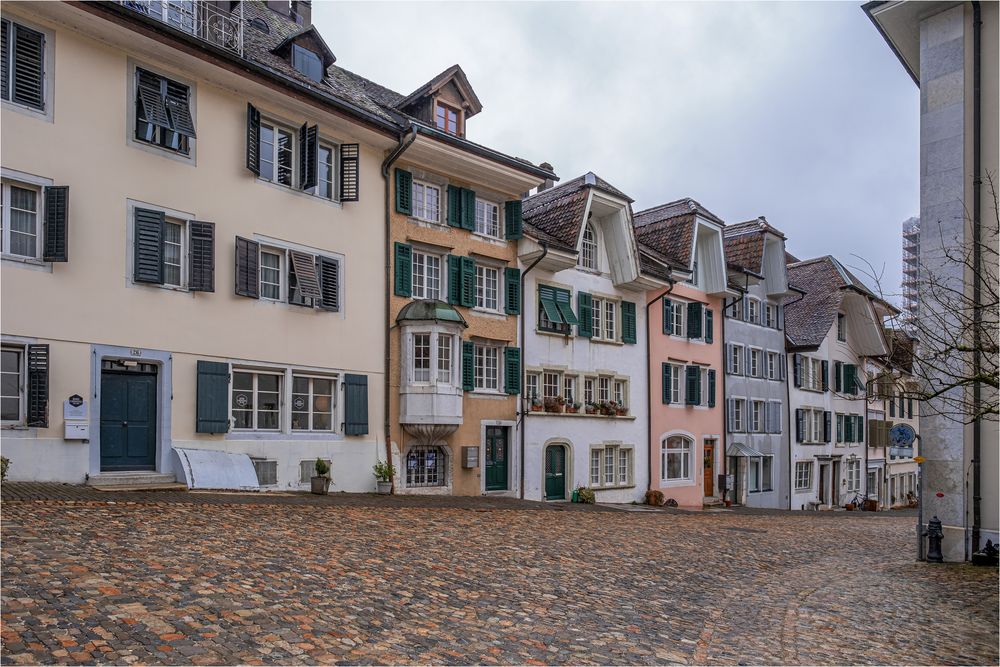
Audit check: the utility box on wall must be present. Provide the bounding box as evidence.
[63,395,89,441]
[462,446,479,469]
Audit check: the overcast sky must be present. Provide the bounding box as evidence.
[317,1,919,298]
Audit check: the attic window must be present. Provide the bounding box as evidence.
[292,44,324,82]
[435,102,460,135]
[248,17,270,34]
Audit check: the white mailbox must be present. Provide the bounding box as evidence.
[64,422,89,440]
[63,395,89,440]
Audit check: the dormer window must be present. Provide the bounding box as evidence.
[580,224,598,270]
[292,44,324,82]
[435,102,460,135]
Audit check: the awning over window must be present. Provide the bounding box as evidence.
[727,442,765,458]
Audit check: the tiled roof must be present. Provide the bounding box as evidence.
[783,255,875,349]
[723,217,787,274]
[638,244,675,282]
[521,172,631,250]
[634,198,725,227]
[633,213,694,269]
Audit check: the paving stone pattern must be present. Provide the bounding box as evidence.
[1,490,996,665]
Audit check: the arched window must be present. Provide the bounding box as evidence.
[580,224,597,270]
[661,436,693,481]
[406,446,446,487]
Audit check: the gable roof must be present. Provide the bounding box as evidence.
[521,172,632,250]
[723,216,787,273]
[395,64,483,117]
[634,197,725,227]
[783,255,878,349]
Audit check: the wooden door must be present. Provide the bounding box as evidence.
[703,441,715,496]
[100,371,157,471]
[544,445,566,500]
[484,426,508,491]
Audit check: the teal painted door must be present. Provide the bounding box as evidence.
[100,371,157,471]
[484,426,508,491]
[544,445,566,500]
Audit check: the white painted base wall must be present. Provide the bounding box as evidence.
[2,435,91,483]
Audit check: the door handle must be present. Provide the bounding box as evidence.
[122,421,128,427]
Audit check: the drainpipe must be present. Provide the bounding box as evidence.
[380,126,418,492]
[781,289,807,510]
[971,0,982,556]
[645,278,676,496]
[518,242,548,499]
[720,271,751,504]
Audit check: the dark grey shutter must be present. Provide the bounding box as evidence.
[299,123,318,190]
[339,143,359,201]
[662,298,672,335]
[460,256,475,308]
[26,344,49,428]
[246,103,261,175]
[707,369,716,408]
[621,301,637,344]
[42,185,68,262]
[343,374,369,435]
[164,80,195,138]
[835,361,843,392]
[727,398,735,432]
[793,354,802,388]
[447,254,462,304]
[704,308,714,343]
[1,20,9,101]
[395,169,412,215]
[461,341,474,391]
[662,363,671,404]
[133,208,165,284]
[317,256,339,311]
[821,360,829,392]
[461,188,476,231]
[289,250,322,299]
[394,242,412,297]
[196,360,230,433]
[11,22,44,110]
[685,365,699,405]
[577,292,593,337]
[824,411,832,443]
[447,185,462,227]
[795,408,804,443]
[504,200,522,240]
[504,347,520,395]
[136,69,170,129]
[188,221,215,292]
[686,302,703,338]
[504,267,520,315]
[234,236,260,298]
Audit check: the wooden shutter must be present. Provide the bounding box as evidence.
[25,343,49,428]
[395,169,412,215]
[339,144,359,202]
[164,80,195,138]
[447,254,462,304]
[133,207,165,284]
[1,20,9,101]
[662,363,671,404]
[844,413,854,442]
[188,220,215,292]
[793,354,802,388]
[136,69,169,129]
[707,369,716,408]
[461,188,476,231]
[795,408,804,443]
[662,298,672,335]
[553,289,578,325]
[504,200,523,240]
[234,236,260,298]
[504,267,520,315]
[246,103,261,175]
[317,256,339,311]
[727,398,736,432]
[447,185,462,227]
[460,257,475,308]
[704,308,714,344]
[196,360,230,433]
[577,292,593,337]
[686,302,703,338]
[845,364,857,395]
[824,411,832,443]
[299,123,318,190]
[685,365,700,405]
[504,347,521,395]
[289,250,322,299]
[461,341,474,391]
[343,374,369,435]
[821,360,829,392]
[780,353,787,380]
[621,301,637,344]
[11,22,44,110]
[42,185,68,262]
[394,242,412,297]
[834,361,843,392]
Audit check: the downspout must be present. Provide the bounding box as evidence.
[720,271,751,504]
[381,126,418,492]
[518,242,548,499]
[782,289,807,510]
[645,278,677,495]
[971,0,982,555]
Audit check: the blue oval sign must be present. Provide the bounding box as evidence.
[889,423,916,447]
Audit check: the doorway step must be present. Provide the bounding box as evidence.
[702,497,725,509]
[86,471,183,491]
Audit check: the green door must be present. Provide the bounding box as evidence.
[100,371,157,471]
[544,445,566,500]
[485,426,508,491]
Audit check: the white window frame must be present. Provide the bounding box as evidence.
[670,300,686,337]
[475,264,500,312]
[310,141,339,201]
[161,218,187,288]
[259,247,285,301]
[1,345,25,425]
[542,371,561,400]
[767,352,779,380]
[473,343,501,392]
[614,379,627,408]
[412,333,432,384]
[258,118,296,188]
[669,363,683,404]
[1,180,42,260]
[730,344,744,375]
[795,461,813,490]
[563,375,577,404]
[474,198,501,239]
[598,376,611,403]
[290,373,336,432]
[583,377,595,404]
[412,249,444,301]
[412,180,441,223]
[526,373,540,401]
[749,348,761,378]
[437,333,453,384]
[580,223,598,270]
[765,303,778,328]
[733,398,745,432]
[747,297,760,324]
[231,369,283,432]
[751,400,764,433]
[590,443,633,488]
[661,435,693,483]
[846,459,861,492]
[591,297,620,342]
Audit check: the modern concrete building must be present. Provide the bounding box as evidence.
[865,0,999,559]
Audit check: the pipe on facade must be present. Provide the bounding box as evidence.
[970,0,982,555]
[781,290,807,510]
[644,278,676,497]
[518,242,549,499]
[380,126,418,492]
[720,271,752,504]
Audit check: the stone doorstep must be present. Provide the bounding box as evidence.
[86,471,180,490]
[90,483,189,493]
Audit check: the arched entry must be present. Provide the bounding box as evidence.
[544,444,567,500]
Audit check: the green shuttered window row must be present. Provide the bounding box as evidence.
[394,245,520,315]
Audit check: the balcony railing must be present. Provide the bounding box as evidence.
[119,1,244,57]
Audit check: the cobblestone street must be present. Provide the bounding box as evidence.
[1,489,997,665]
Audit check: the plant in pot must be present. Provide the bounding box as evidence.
[566,401,582,414]
[576,486,596,504]
[529,393,544,412]
[543,396,563,413]
[311,458,331,495]
[585,401,598,415]
[615,402,628,416]
[645,489,665,506]
[373,460,395,494]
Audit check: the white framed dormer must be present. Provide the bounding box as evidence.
[686,216,729,296]
[574,180,641,286]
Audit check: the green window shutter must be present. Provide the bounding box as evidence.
[834,361,843,392]
[845,364,857,395]
[188,220,215,292]
[504,347,521,395]
[235,236,260,298]
[704,308,714,343]
[246,103,260,175]
[25,344,49,428]
[447,185,462,227]
[298,123,318,190]
[577,292,593,337]
[504,200,523,240]
[343,374,369,435]
[685,365,700,405]
[395,169,413,215]
[621,301,637,344]
[662,363,671,404]
[461,188,476,230]
[133,207,165,284]
[338,144,360,202]
[196,360,230,433]
[538,285,564,324]
[844,413,854,442]
[43,185,69,262]
[662,298,672,335]
[554,288,579,325]
[460,257,476,307]
[707,369,716,408]
[504,267,521,315]
[461,341,475,391]
[394,242,412,297]
[821,360,829,392]
[686,302,703,339]
[447,254,462,304]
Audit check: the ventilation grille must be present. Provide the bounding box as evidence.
[252,458,277,486]
[300,459,332,484]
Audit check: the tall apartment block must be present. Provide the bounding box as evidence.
[901,216,919,329]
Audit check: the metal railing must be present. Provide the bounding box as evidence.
[118,1,244,57]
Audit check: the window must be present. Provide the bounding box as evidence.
[762,456,773,492]
[542,371,560,399]
[767,352,779,380]
[162,220,184,287]
[259,121,294,186]
[730,344,744,375]
[619,448,632,485]
[1,181,39,258]
[260,250,283,300]
[732,398,745,431]
[747,298,760,324]
[410,332,453,386]
[591,298,618,342]
[135,68,193,155]
[583,377,595,404]
[801,407,825,444]
[795,461,813,490]
[846,459,861,492]
[406,446,445,487]
[437,334,452,383]
[474,344,500,391]
[749,458,761,493]
[412,333,431,383]
[537,285,575,334]
[314,144,336,200]
[291,375,334,431]
[231,370,281,431]
[749,349,761,378]
[614,380,626,408]
[241,243,339,312]
[668,363,682,404]
[662,436,693,482]
[580,224,598,270]
[599,377,611,403]
[688,259,699,286]
[435,102,459,135]
[837,313,846,341]
[765,304,778,328]
[751,400,764,433]
[563,376,576,404]
[412,251,443,301]
[591,444,632,487]
[412,182,440,223]
[292,44,324,82]
[2,19,46,112]
[526,373,539,401]
[1,347,22,423]
[475,265,499,311]
[590,449,601,485]
[803,357,824,391]
[670,300,686,337]
[475,199,500,238]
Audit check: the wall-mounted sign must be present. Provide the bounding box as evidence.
[63,395,88,420]
[129,348,142,357]
[889,423,916,448]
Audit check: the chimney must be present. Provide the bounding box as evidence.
[291,0,312,26]
[537,162,555,192]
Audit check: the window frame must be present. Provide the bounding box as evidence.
[590,443,634,488]
[411,180,441,223]
[795,461,813,490]
[258,118,296,188]
[406,445,447,487]
[133,66,193,157]
[161,218,187,288]
[231,369,283,432]
[259,247,285,302]
[435,101,461,135]
[1,17,51,118]
[669,363,683,404]
[412,249,444,301]
[767,352,779,380]
[733,398,745,431]
[749,348,762,378]
[311,141,338,201]
[1,345,25,425]
[290,373,336,432]
[475,264,501,312]
[747,297,760,324]
[661,435,693,483]
[474,198,501,239]
[473,342,501,392]
[0,180,42,260]
[751,399,765,433]
[837,313,846,341]
[591,296,620,343]
[580,223,598,270]
[730,344,744,375]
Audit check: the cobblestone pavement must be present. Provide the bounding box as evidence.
[1,489,996,665]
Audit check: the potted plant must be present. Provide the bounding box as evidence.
[311,458,331,495]
[615,402,628,416]
[566,401,581,414]
[529,393,544,412]
[543,396,563,413]
[576,486,596,504]
[585,401,598,415]
[373,460,395,494]
[645,489,665,506]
